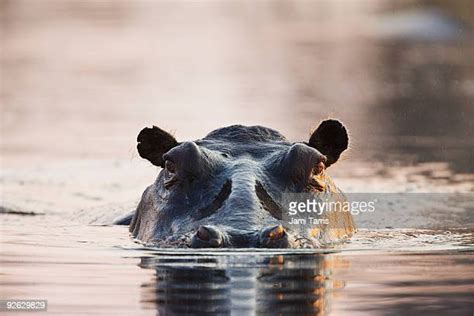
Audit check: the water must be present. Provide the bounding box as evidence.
[1,214,473,315]
[137,251,474,315]
[1,210,473,315]
[1,0,473,315]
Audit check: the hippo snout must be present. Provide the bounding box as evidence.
[189,225,295,248]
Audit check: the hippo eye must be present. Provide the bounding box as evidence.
[307,161,327,192]
[163,160,179,189]
[312,160,326,175]
[164,160,176,173]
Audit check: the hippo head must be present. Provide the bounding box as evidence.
[130,120,354,248]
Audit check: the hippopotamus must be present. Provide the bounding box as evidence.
[125,119,355,248]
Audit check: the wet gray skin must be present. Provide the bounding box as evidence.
[127,119,354,248]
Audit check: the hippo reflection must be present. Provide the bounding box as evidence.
[139,254,336,315]
[128,120,355,248]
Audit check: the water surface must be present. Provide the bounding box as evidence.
[1,0,473,315]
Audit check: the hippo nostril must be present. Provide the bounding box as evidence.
[259,225,290,248]
[192,225,223,248]
[264,225,286,240]
[197,226,212,241]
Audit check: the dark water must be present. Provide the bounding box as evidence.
[360,40,474,173]
[137,250,474,315]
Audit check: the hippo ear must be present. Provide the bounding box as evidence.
[137,126,178,167]
[308,119,348,167]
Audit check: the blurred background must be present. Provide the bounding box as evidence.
[1,2,474,315]
[1,0,473,171]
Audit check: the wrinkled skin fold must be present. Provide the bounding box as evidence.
[129,120,355,248]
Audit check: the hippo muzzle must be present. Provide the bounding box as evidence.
[190,224,292,248]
